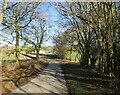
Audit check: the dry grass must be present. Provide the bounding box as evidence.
[61,61,119,94]
[2,59,48,93]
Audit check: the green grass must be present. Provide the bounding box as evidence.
[0,52,26,60]
[0,46,50,69]
[61,63,119,94]
[41,46,54,54]
[65,51,80,61]
[0,51,27,67]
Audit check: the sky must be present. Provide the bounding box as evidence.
[0,2,68,46]
[34,2,68,46]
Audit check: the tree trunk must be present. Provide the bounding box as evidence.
[90,57,96,69]
[36,49,39,61]
[113,42,118,77]
[0,0,7,23]
[15,29,19,65]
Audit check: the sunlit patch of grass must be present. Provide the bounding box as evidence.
[65,52,80,61]
[0,52,26,60]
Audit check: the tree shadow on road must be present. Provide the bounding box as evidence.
[3,54,119,94]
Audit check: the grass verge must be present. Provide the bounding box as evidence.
[2,59,48,94]
[61,61,119,94]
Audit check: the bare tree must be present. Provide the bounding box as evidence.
[1,2,40,64]
[21,18,47,60]
[53,2,120,80]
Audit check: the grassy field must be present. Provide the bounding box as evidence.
[61,61,119,94]
[0,52,26,60]
[0,51,28,68]
[0,46,51,66]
